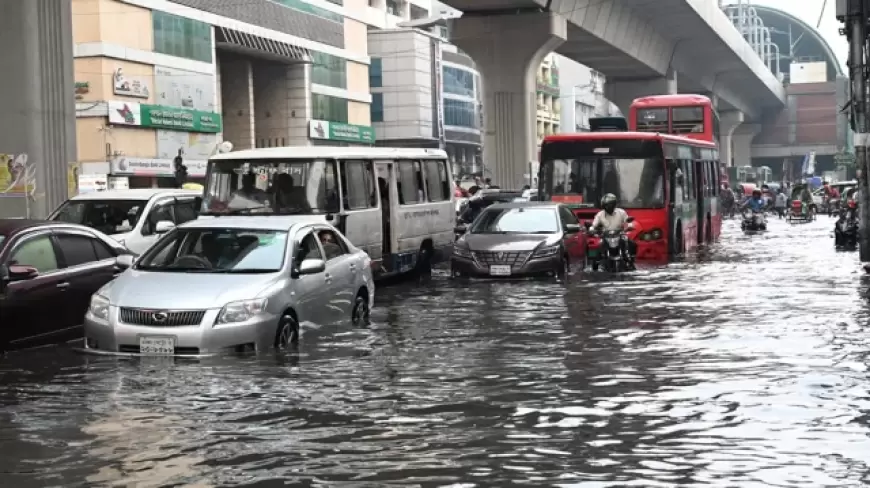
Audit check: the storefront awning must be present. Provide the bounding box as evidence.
[216,26,311,64]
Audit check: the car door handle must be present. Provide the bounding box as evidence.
[56,282,70,290]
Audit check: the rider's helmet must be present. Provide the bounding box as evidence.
[752,189,762,198]
[601,193,618,214]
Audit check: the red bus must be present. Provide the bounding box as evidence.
[629,94,719,145]
[539,132,722,260]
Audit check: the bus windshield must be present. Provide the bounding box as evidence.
[203,159,339,214]
[540,157,665,208]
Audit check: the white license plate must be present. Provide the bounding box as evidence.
[490,265,512,276]
[139,336,175,355]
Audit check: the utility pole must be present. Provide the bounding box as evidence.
[838,0,870,261]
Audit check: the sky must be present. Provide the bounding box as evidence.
[747,0,847,68]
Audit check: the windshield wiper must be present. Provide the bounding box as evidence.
[212,268,279,274]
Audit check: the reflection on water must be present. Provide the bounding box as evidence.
[1,218,869,486]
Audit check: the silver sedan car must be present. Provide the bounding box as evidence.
[83,216,375,356]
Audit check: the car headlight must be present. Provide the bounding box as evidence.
[453,245,472,258]
[533,244,560,258]
[216,298,268,325]
[88,294,110,321]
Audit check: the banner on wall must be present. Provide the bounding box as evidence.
[110,157,207,177]
[157,130,218,161]
[154,66,216,112]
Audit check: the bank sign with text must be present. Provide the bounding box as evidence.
[309,120,375,144]
[108,101,222,133]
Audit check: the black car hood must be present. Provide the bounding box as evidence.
[461,233,557,251]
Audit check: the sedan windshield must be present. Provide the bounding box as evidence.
[49,199,147,235]
[136,228,288,273]
[471,207,560,234]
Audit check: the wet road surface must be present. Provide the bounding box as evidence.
[2,216,869,487]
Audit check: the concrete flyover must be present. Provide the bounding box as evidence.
[444,0,787,187]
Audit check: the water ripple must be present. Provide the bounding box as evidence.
[0,217,868,486]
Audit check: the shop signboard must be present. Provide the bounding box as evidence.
[110,157,208,177]
[107,101,222,133]
[113,68,150,98]
[308,120,375,144]
[154,66,216,112]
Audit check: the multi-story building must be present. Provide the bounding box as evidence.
[536,54,561,146]
[70,0,376,191]
[555,57,621,132]
[368,27,482,177]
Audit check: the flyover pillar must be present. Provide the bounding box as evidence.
[605,68,678,116]
[450,13,567,187]
[733,124,761,167]
[718,111,744,167]
[0,0,76,218]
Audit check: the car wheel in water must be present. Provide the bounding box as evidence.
[555,255,568,281]
[351,292,370,327]
[274,313,299,350]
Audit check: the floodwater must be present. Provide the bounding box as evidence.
[2,216,870,487]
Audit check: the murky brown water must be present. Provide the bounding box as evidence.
[1,216,869,487]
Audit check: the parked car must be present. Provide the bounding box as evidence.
[0,219,131,351]
[48,188,201,255]
[83,217,375,356]
[451,202,587,279]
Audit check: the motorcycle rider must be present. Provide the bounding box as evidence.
[592,193,637,266]
[742,189,766,212]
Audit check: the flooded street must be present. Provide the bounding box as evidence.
[2,217,870,487]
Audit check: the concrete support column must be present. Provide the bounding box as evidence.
[0,0,76,218]
[219,56,255,150]
[450,13,567,187]
[718,110,744,167]
[253,62,310,148]
[605,68,678,116]
[733,124,761,167]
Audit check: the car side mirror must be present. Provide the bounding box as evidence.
[7,264,38,281]
[454,224,467,234]
[297,258,326,276]
[155,220,175,234]
[564,223,581,234]
[115,254,134,270]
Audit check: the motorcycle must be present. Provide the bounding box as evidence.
[741,209,766,231]
[835,201,859,249]
[588,217,636,272]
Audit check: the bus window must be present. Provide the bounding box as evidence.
[341,160,376,210]
[423,160,449,202]
[541,159,599,203]
[397,160,423,204]
[672,107,704,134]
[636,108,668,132]
[680,160,694,201]
[713,111,721,141]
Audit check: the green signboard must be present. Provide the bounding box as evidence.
[309,119,375,144]
[834,152,856,166]
[139,104,222,133]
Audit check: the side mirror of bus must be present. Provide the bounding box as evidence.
[626,217,635,223]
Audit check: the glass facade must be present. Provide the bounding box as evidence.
[273,0,342,22]
[152,11,212,63]
[371,93,384,122]
[444,99,476,128]
[311,52,347,89]
[443,66,475,98]
[312,93,348,123]
[370,58,382,88]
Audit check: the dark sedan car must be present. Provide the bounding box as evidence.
[0,220,130,352]
[450,202,588,279]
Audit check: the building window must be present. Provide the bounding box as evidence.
[371,93,384,122]
[443,66,475,98]
[312,93,348,123]
[273,0,342,22]
[152,11,212,63]
[444,99,476,128]
[439,26,448,39]
[370,58,382,88]
[410,5,428,19]
[386,0,400,15]
[311,52,347,89]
